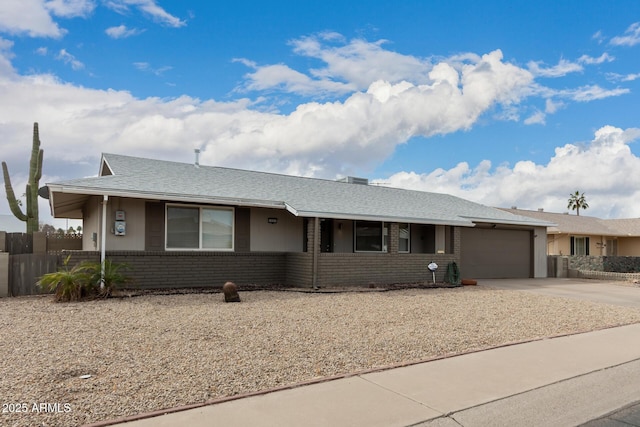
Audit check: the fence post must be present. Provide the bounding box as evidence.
[33,231,47,253]
[0,231,5,252]
[0,252,8,297]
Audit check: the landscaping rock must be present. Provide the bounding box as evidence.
[223,281,241,302]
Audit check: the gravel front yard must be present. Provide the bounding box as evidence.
[1,285,640,427]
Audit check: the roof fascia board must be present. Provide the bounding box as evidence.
[284,202,299,216]
[99,154,114,176]
[462,216,555,227]
[292,209,475,226]
[46,185,287,210]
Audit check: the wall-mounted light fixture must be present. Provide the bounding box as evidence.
[268,217,278,224]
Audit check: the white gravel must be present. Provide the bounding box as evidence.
[1,286,639,427]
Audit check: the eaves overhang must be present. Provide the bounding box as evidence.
[46,184,287,217]
[463,215,556,228]
[285,203,475,227]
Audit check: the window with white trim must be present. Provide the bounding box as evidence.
[354,221,388,252]
[166,205,234,250]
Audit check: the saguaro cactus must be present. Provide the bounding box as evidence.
[2,122,44,233]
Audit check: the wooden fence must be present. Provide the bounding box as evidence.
[9,254,59,296]
[3,233,32,254]
[0,232,82,296]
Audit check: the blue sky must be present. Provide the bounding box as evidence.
[1,0,640,226]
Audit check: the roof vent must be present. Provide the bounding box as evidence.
[337,176,369,185]
[538,208,544,212]
[511,206,517,209]
[194,149,200,168]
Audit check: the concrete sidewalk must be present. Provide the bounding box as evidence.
[111,322,640,427]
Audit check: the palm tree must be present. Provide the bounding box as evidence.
[567,191,589,216]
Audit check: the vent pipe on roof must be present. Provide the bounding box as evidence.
[194,149,200,168]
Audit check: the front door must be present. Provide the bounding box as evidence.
[320,219,334,252]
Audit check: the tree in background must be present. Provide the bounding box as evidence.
[40,223,56,235]
[567,191,589,216]
[2,123,43,233]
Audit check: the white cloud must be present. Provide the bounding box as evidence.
[133,61,171,76]
[592,30,605,44]
[524,110,545,125]
[0,37,15,76]
[237,35,435,97]
[527,59,583,77]
[0,0,180,40]
[560,85,629,102]
[545,98,564,114]
[290,34,433,90]
[235,61,356,97]
[44,0,95,18]
[105,0,185,28]
[105,24,143,39]
[56,48,84,69]
[377,126,640,218]
[610,22,640,46]
[0,47,534,182]
[0,0,66,38]
[0,32,635,222]
[578,53,614,64]
[35,46,48,55]
[606,72,640,82]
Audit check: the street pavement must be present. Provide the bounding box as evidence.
[94,279,640,427]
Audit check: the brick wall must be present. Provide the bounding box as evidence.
[53,223,462,289]
[316,253,459,286]
[285,253,312,287]
[61,251,287,289]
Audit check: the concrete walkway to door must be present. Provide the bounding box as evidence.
[479,277,640,308]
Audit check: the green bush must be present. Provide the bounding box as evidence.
[86,259,131,297]
[37,256,92,302]
[37,257,131,302]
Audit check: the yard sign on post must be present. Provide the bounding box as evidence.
[428,261,438,285]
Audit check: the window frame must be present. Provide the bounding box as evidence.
[354,220,388,253]
[165,204,235,251]
[570,236,589,256]
[398,223,410,253]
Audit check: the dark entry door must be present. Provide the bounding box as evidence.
[320,219,334,252]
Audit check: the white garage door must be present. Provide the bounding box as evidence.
[460,228,532,279]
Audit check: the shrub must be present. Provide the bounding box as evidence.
[37,257,131,302]
[86,259,131,297]
[37,256,92,302]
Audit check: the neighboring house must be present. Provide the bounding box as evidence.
[44,153,552,288]
[0,214,25,233]
[500,208,640,256]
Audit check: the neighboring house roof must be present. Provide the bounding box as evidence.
[0,214,25,232]
[46,153,552,228]
[500,208,640,237]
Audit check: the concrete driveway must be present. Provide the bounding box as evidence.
[479,278,640,308]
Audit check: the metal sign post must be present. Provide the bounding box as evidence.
[427,262,438,285]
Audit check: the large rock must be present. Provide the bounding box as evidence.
[223,281,241,302]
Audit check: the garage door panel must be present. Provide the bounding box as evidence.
[461,228,531,279]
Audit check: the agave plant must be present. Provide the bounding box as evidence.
[37,256,92,302]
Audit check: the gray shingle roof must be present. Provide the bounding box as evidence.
[500,208,640,237]
[47,153,552,227]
